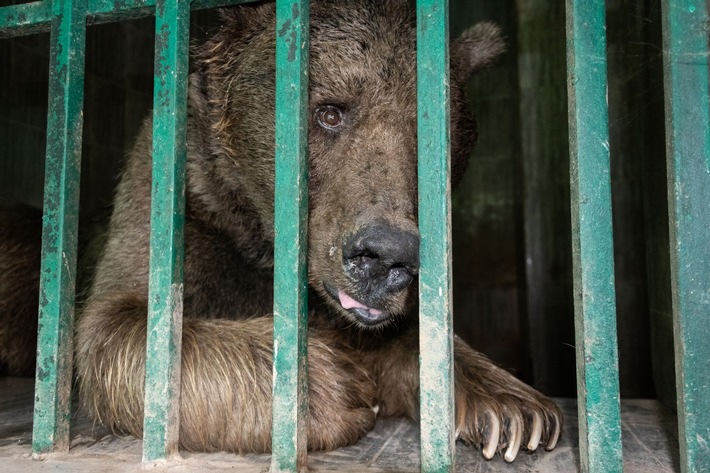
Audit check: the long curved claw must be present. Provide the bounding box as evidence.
[527,411,543,451]
[504,417,522,462]
[482,411,500,460]
[545,413,562,451]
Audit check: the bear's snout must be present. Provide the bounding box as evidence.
[321,222,420,327]
[342,223,420,293]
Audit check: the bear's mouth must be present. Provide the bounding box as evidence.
[323,282,390,326]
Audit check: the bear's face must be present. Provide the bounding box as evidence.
[306,4,421,326]
[191,0,504,328]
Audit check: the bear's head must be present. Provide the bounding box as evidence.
[188,0,504,328]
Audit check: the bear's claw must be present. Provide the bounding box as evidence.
[503,414,522,462]
[527,411,543,451]
[481,410,500,459]
[453,336,563,462]
[458,398,561,462]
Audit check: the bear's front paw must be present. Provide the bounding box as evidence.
[454,339,562,462]
[306,334,378,451]
[455,389,561,462]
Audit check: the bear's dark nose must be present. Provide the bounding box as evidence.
[342,223,420,292]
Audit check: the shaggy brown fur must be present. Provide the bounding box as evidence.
[1,0,562,462]
[0,201,106,377]
[0,202,41,376]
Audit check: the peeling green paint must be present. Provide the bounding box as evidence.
[565,1,622,472]
[141,0,190,463]
[417,1,454,473]
[661,1,710,472]
[271,1,310,472]
[0,1,52,38]
[31,0,87,456]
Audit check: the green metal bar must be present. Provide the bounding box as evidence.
[142,0,190,463]
[661,2,710,472]
[32,0,87,455]
[565,1,622,472]
[90,0,254,23]
[271,1,310,471]
[86,0,154,24]
[417,1,454,472]
[0,0,257,39]
[0,1,51,38]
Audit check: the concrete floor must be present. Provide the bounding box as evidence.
[0,377,680,472]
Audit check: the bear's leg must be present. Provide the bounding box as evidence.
[76,294,377,453]
[363,328,562,462]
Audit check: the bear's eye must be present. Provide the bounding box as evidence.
[316,106,344,130]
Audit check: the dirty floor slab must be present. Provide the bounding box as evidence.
[0,378,679,472]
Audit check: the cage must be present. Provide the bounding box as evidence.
[0,0,708,472]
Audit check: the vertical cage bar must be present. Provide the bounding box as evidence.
[32,0,87,454]
[142,0,190,462]
[565,1,623,472]
[417,1,454,472]
[271,1,310,472]
[661,1,710,472]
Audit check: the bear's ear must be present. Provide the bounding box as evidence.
[451,22,506,80]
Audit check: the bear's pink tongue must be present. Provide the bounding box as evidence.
[338,290,383,316]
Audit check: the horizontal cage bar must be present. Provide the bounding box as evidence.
[0,0,257,38]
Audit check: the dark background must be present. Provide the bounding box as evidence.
[0,0,674,405]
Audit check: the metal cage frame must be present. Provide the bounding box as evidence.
[0,0,708,471]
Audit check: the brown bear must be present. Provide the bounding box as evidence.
[2,0,562,463]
